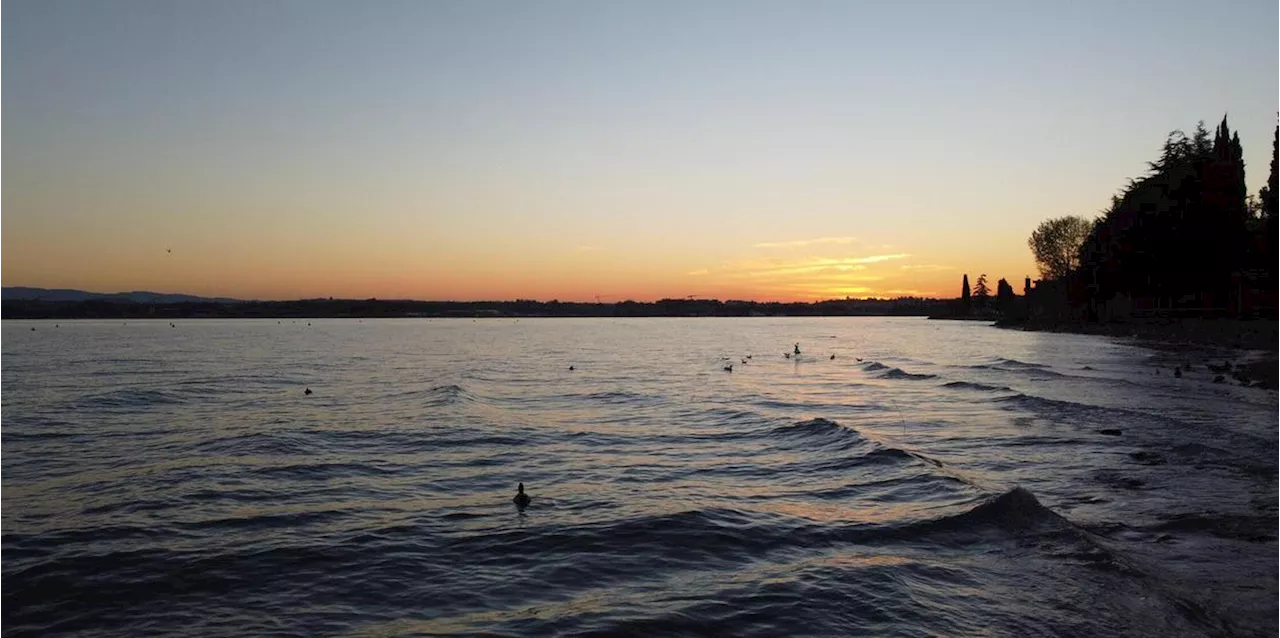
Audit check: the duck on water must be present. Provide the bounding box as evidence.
[513,483,531,509]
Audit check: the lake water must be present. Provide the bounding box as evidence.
[3,317,1276,637]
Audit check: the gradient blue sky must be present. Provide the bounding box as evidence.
[4,0,1277,300]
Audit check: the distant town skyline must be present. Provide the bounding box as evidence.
[4,0,1277,301]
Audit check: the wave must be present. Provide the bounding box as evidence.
[862,362,890,371]
[877,367,937,380]
[79,388,187,409]
[992,393,1190,433]
[577,390,661,405]
[1146,513,1277,542]
[992,358,1050,369]
[421,384,472,407]
[250,461,403,480]
[766,419,949,473]
[0,427,81,443]
[470,487,1082,555]
[890,487,1087,546]
[769,418,866,449]
[193,431,314,457]
[866,447,945,468]
[941,381,1012,392]
[965,358,1064,377]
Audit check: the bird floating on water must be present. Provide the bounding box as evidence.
[513,483,531,509]
[856,357,864,362]
[304,388,313,395]
[724,363,733,372]
[569,365,575,371]
[794,343,801,355]
[784,352,791,359]
[830,354,835,360]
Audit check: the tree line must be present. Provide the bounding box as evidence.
[943,273,1023,319]
[2,296,953,319]
[1028,116,1277,319]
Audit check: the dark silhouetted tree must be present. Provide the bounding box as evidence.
[1073,116,1260,313]
[1028,216,1091,280]
[961,274,971,315]
[1201,115,1250,308]
[1260,122,1278,287]
[1264,123,1279,221]
[972,274,990,308]
[996,278,1015,315]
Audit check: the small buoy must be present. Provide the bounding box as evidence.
[304,388,313,395]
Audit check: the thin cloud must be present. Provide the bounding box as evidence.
[684,252,914,298]
[899,264,953,272]
[698,254,911,280]
[753,236,858,249]
[848,253,910,264]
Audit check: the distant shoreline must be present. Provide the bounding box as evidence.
[0,297,952,320]
[0,301,1008,321]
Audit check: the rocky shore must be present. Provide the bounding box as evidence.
[996,317,1278,389]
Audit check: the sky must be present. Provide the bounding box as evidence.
[3,0,1277,302]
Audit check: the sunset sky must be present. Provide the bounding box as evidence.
[4,0,1277,301]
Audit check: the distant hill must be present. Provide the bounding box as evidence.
[2,287,244,304]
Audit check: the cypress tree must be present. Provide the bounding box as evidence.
[1267,124,1279,219]
[1200,114,1248,307]
[961,274,971,315]
[1263,123,1278,286]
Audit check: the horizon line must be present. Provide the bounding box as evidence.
[3,285,960,305]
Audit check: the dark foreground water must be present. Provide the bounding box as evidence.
[3,317,1276,637]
